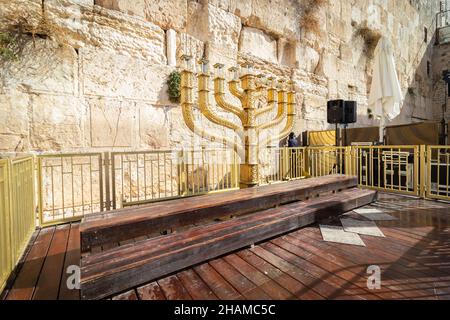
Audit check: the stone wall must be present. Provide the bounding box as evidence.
[0,0,442,153]
[432,41,450,122]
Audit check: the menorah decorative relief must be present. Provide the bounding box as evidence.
[180,55,296,188]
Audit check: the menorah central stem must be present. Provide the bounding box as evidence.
[239,73,260,188]
[179,56,296,189]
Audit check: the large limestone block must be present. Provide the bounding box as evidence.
[31,95,83,150]
[95,0,187,31]
[208,4,241,59]
[0,0,166,62]
[176,32,205,64]
[302,93,328,121]
[296,44,320,73]
[144,0,187,31]
[0,38,77,95]
[86,97,135,148]
[82,47,172,103]
[231,0,301,40]
[47,0,94,6]
[239,27,277,63]
[0,92,29,135]
[138,104,171,149]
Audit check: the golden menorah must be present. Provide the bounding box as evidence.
[180,55,296,188]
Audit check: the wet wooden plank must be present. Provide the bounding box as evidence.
[236,249,324,300]
[299,227,438,299]
[250,245,363,300]
[209,258,272,300]
[279,232,403,299]
[136,282,166,300]
[59,223,81,300]
[261,242,370,300]
[157,275,192,300]
[176,269,218,300]
[111,290,138,300]
[33,224,71,300]
[6,227,55,300]
[264,240,377,300]
[223,253,295,300]
[193,263,243,300]
[0,228,40,300]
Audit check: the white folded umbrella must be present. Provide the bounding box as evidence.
[368,37,404,142]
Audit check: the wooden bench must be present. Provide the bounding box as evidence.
[80,186,377,299]
[80,174,358,252]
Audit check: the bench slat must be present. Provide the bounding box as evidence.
[80,187,376,300]
[80,175,357,251]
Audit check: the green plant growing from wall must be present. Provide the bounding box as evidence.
[167,70,181,103]
[0,32,18,61]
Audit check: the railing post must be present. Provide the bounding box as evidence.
[36,156,44,226]
[281,147,289,180]
[419,145,427,198]
[177,149,187,196]
[103,152,111,211]
[304,147,310,177]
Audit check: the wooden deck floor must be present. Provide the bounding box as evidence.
[3,193,450,300]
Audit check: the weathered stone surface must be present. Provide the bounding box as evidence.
[0,92,30,151]
[31,94,83,150]
[208,4,241,59]
[0,38,77,94]
[296,44,320,73]
[82,46,171,103]
[166,29,177,67]
[95,0,187,31]
[0,92,29,135]
[239,27,277,63]
[138,104,171,149]
[0,0,167,62]
[86,97,135,148]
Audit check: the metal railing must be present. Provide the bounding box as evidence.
[111,149,239,208]
[259,147,308,184]
[37,153,104,227]
[426,146,450,200]
[0,157,35,293]
[4,145,450,229]
[353,146,420,197]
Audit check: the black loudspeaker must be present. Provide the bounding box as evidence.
[344,100,357,124]
[327,100,345,124]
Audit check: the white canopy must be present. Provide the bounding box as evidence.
[368,37,404,142]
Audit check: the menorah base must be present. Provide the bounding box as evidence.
[239,163,259,188]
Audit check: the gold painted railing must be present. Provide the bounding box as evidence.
[426,146,450,200]
[3,145,450,229]
[0,157,35,293]
[35,148,239,225]
[110,149,239,209]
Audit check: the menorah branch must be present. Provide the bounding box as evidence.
[213,77,245,124]
[255,85,277,117]
[257,85,287,131]
[229,80,245,102]
[261,89,296,147]
[198,74,242,133]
